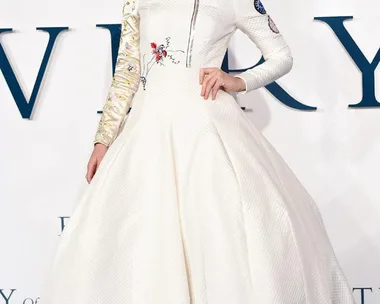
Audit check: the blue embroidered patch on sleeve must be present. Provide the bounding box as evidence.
[254,0,266,14]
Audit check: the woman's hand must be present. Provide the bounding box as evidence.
[86,143,108,184]
[199,67,246,100]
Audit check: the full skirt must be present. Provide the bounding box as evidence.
[41,67,356,304]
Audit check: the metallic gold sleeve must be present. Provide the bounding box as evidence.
[233,0,293,95]
[94,0,141,147]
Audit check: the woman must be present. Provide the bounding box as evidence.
[42,0,357,303]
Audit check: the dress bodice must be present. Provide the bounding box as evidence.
[94,0,293,147]
[138,0,234,70]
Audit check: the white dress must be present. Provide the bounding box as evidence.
[41,0,357,303]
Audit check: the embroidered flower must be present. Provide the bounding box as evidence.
[140,37,185,90]
[151,42,168,62]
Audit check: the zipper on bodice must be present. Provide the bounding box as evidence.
[185,0,200,67]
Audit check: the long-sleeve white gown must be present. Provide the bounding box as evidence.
[41,0,357,303]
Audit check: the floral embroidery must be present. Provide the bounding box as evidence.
[140,37,185,90]
[254,0,266,15]
[151,42,168,61]
[268,15,279,34]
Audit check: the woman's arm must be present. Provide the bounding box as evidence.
[94,0,141,147]
[232,0,293,94]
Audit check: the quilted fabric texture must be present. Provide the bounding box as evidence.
[41,0,357,303]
